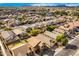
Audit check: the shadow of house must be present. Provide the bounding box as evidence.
[41,46,55,56]
[17,33,30,40]
[46,49,55,56]
[65,44,78,50]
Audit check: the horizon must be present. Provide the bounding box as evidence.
[0,3,79,7]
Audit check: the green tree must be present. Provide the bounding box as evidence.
[62,38,68,46]
[56,34,68,46]
[46,25,57,32]
[29,28,40,36]
[56,34,64,42]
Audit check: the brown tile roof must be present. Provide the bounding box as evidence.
[27,37,41,48]
[7,36,41,55]
[12,27,25,35]
[11,43,31,56]
[35,34,51,47]
[54,28,65,34]
[59,21,79,31]
[1,31,15,41]
[8,37,41,56]
[44,31,60,39]
[66,21,79,30]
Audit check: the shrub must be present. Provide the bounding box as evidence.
[46,25,57,32]
[28,28,40,36]
[56,34,65,42]
[4,27,12,31]
[62,38,68,46]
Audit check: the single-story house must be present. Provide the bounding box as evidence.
[59,21,79,31]
[1,31,16,43]
[8,37,41,56]
[54,28,65,34]
[35,34,52,47]
[10,43,32,56]
[27,37,41,48]
[43,31,61,39]
[12,27,26,36]
[12,27,30,39]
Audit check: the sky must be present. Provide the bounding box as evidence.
[0,3,79,7]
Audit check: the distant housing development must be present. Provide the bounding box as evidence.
[0,6,79,56]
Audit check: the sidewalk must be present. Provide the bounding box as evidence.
[74,50,79,56]
[54,47,64,56]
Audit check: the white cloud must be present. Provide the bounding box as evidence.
[65,4,79,6]
[31,3,57,6]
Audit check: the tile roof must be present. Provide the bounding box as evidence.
[44,31,57,39]
[1,31,15,41]
[13,27,25,35]
[54,28,65,34]
[59,21,79,31]
[27,37,41,48]
[11,43,31,56]
[35,34,51,47]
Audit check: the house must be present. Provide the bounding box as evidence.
[54,28,65,34]
[8,37,41,56]
[9,43,32,56]
[27,37,41,55]
[1,31,16,44]
[27,37,41,48]
[58,21,79,32]
[12,27,30,39]
[12,27,26,36]
[43,31,60,39]
[4,18,16,27]
[35,34,52,48]
[46,12,53,16]
[58,21,79,37]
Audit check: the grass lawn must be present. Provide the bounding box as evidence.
[15,40,28,46]
[8,39,28,49]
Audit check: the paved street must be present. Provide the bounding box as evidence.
[55,35,79,56]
